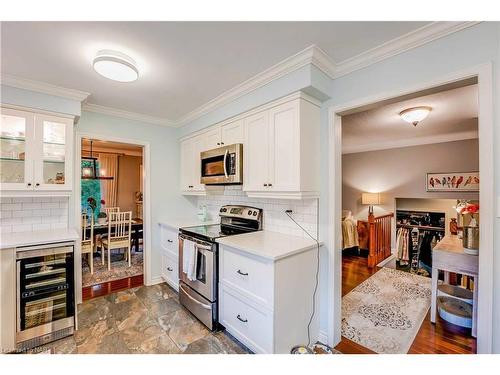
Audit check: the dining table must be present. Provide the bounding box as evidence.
[84,218,143,252]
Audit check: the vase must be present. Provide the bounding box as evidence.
[462,226,479,254]
[449,218,458,235]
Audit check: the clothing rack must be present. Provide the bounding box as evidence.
[396,209,446,274]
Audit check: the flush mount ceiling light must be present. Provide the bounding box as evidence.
[399,106,432,126]
[93,50,139,82]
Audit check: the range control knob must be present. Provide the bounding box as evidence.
[247,210,252,215]
[253,211,258,216]
[220,208,224,212]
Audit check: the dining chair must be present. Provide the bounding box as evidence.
[101,211,132,271]
[81,211,95,274]
[97,207,120,263]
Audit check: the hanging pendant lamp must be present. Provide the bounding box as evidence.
[81,140,114,180]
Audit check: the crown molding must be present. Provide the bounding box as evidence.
[342,130,479,154]
[333,21,480,78]
[1,74,90,102]
[175,44,336,127]
[82,103,174,127]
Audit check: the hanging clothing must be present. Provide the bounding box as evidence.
[342,215,359,249]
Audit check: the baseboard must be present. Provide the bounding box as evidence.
[317,330,329,345]
[377,252,396,267]
[148,275,164,286]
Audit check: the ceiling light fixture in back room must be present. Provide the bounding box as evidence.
[399,106,432,126]
[93,49,139,82]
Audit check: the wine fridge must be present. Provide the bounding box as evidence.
[16,242,75,351]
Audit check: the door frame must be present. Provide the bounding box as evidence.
[73,131,152,304]
[327,63,494,353]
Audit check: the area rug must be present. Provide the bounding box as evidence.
[82,250,143,287]
[341,267,431,354]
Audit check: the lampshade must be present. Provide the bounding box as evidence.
[362,193,381,205]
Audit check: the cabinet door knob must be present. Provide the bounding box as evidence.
[27,183,32,187]
[35,183,40,187]
[167,239,173,243]
[237,269,248,276]
[217,142,220,145]
[263,183,268,187]
[268,183,272,187]
[167,267,173,272]
[221,142,224,145]
[236,314,248,323]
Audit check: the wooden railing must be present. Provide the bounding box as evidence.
[367,212,394,268]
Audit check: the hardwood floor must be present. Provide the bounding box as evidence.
[82,274,144,301]
[335,253,477,354]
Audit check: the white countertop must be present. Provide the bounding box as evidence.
[158,218,217,231]
[0,228,79,249]
[216,230,319,261]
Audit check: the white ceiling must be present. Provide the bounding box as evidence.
[1,21,430,121]
[342,84,478,153]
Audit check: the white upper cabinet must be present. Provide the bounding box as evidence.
[180,133,206,194]
[0,107,73,193]
[221,119,244,145]
[243,96,320,199]
[202,127,222,151]
[243,111,270,192]
[179,92,320,199]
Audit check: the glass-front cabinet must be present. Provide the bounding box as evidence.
[0,107,73,192]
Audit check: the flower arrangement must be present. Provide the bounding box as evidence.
[454,200,479,227]
[87,197,97,213]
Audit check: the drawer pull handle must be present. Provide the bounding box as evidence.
[237,314,248,323]
[167,267,173,272]
[167,240,173,243]
[237,269,248,276]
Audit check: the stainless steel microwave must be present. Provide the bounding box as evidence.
[200,143,243,185]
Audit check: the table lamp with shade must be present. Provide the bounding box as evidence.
[362,192,381,216]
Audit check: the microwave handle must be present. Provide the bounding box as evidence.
[223,149,229,179]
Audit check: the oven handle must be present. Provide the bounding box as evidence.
[223,149,229,179]
[178,234,213,248]
[180,284,211,310]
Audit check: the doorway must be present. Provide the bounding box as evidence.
[74,133,152,304]
[327,64,494,354]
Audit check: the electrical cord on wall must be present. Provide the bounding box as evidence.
[285,197,320,348]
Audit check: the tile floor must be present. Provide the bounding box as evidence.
[45,283,250,354]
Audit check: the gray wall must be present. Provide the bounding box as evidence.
[342,139,480,221]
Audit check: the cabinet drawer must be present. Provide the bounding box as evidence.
[162,252,178,290]
[160,226,179,256]
[220,246,273,308]
[220,285,273,354]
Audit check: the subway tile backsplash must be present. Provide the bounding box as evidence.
[197,186,319,239]
[0,196,69,233]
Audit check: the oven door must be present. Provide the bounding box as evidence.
[16,244,75,344]
[178,235,216,302]
[200,144,242,185]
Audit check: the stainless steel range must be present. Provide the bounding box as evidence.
[178,205,262,330]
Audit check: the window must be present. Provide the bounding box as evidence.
[81,159,102,220]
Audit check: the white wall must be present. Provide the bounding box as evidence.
[75,111,197,282]
[342,139,479,221]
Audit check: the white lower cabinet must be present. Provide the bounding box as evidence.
[161,250,179,290]
[219,244,319,354]
[160,225,179,290]
[220,284,273,354]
